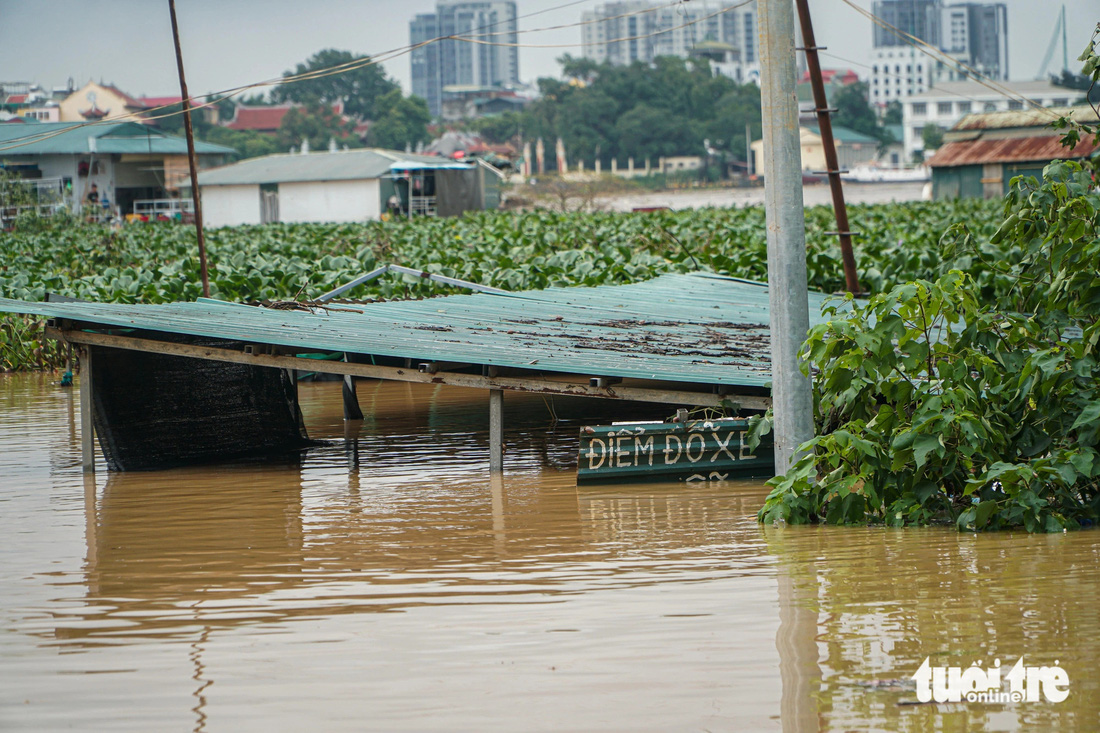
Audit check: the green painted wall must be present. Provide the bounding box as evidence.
[933,165,983,200]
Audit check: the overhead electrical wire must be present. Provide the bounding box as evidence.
[3,0,1070,155]
[459,0,753,50]
[837,0,1062,121]
[1,0,738,152]
[818,50,999,109]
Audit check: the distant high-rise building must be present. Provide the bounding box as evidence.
[869,0,1007,105]
[580,1,756,79]
[872,0,942,48]
[410,2,519,119]
[942,3,1008,80]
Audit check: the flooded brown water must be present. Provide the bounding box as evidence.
[1,372,1098,731]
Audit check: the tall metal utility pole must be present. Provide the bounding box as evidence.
[758,0,815,474]
[168,0,210,298]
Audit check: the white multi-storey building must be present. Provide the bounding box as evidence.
[580,1,759,82]
[901,80,1074,160]
[870,47,934,104]
[869,1,1008,106]
[410,2,519,119]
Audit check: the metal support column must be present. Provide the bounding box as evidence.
[759,0,815,474]
[342,354,363,420]
[79,347,95,472]
[489,388,504,473]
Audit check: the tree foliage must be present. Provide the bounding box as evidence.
[271,49,398,121]
[921,123,944,151]
[277,105,361,152]
[470,111,524,144]
[0,166,37,208]
[758,161,1100,532]
[518,55,761,166]
[882,101,903,126]
[202,127,282,162]
[365,90,431,151]
[831,81,893,145]
[1051,25,1100,176]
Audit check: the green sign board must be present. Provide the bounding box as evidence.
[577,419,775,484]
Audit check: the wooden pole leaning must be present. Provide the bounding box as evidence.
[168,0,210,298]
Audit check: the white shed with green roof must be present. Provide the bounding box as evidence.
[194,148,499,227]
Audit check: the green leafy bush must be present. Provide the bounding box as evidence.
[0,199,1000,369]
[0,199,1000,303]
[760,161,1100,532]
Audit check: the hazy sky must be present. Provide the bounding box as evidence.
[1,1,1096,100]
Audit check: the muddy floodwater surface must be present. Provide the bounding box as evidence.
[1,373,1098,731]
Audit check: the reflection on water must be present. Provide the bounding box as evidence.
[1,373,1098,731]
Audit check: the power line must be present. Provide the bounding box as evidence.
[0,0,742,152]
[838,0,1061,121]
[818,50,995,109]
[460,1,753,50]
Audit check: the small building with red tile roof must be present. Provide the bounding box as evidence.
[224,104,294,133]
[138,96,184,109]
[223,102,350,134]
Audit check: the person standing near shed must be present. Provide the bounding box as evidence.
[84,183,100,221]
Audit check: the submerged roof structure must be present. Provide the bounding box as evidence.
[0,273,838,390]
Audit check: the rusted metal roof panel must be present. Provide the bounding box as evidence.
[953,106,1094,131]
[928,134,1098,168]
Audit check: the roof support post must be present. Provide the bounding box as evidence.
[489,388,504,473]
[759,0,815,474]
[342,354,363,420]
[83,472,99,570]
[79,346,95,473]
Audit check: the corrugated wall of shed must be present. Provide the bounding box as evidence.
[278,179,381,223]
[203,184,262,227]
[933,164,983,200]
[436,169,481,217]
[480,166,501,210]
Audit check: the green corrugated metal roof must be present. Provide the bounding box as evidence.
[0,273,840,389]
[197,148,474,186]
[0,121,235,156]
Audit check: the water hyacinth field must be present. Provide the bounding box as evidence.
[0,199,1003,371]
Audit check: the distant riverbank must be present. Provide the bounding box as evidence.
[598,181,927,211]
